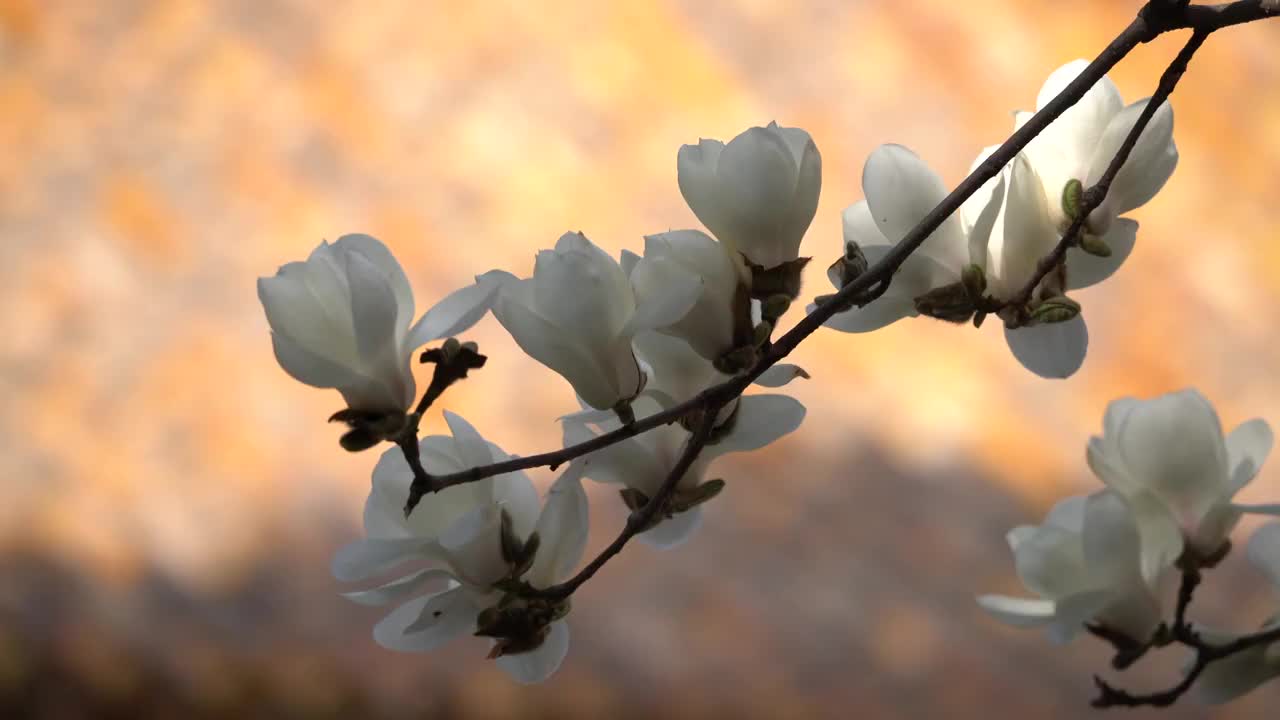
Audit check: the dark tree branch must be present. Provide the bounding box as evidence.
[528,402,722,601]
[1093,563,1280,708]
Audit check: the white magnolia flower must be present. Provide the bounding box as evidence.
[259,235,417,412]
[335,413,589,684]
[819,144,1003,334]
[492,231,700,411]
[566,390,803,549]
[979,491,1169,646]
[332,411,538,584]
[678,122,821,269]
[1017,59,1177,242]
[630,229,749,364]
[1196,522,1280,705]
[967,151,1092,379]
[1086,389,1277,583]
[961,60,1177,379]
[259,235,509,413]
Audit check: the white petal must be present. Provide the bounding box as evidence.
[373,586,477,653]
[268,330,370,393]
[528,463,590,587]
[1047,590,1116,645]
[705,394,805,458]
[1127,490,1185,586]
[342,568,454,606]
[639,507,705,550]
[1086,99,1177,215]
[990,154,1057,296]
[1013,525,1089,598]
[1247,522,1280,590]
[1003,314,1089,379]
[1045,495,1089,533]
[715,126,802,267]
[534,234,631,350]
[677,139,730,246]
[753,364,809,388]
[862,144,967,271]
[493,281,619,410]
[977,595,1056,627]
[495,620,571,684]
[1082,491,1141,585]
[334,234,415,333]
[1035,60,1123,159]
[1065,219,1137,291]
[331,537,437,582]
[1226,418,1274,496]
[345,249,402,368]
[405,270,515,349]
[1116,389,1230,528]
[776,126,822,267]
[626,256,705,335]
[967,172,1006,270]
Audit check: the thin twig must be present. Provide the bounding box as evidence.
[1006,27,1211,313]
[528,402,722,600]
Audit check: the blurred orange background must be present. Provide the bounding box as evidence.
[1,0,1278,717]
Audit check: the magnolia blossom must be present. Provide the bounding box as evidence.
[493,231,700,411]
[1086,389,1277,583]
[962,60,1177,378]
[332,411,538,586]
[965,151,1092,379]
[334,413,589,684]
[678,122,821,269]
[979,491,1169,646]
[565,388,804,549]
[1196,522,1280,705]
[629,230,750,364]
[819,144,1003,333]
[1016,59,1177,244]
[259,235,419,412]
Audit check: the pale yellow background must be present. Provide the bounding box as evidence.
[1,0,1278,717]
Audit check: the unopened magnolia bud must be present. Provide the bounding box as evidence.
[329,408,409,452]
[713,345,758,375]
[1062,179,1084,220]
[670,479,725,513]
[1078,233,1112,258]
[1030,295,1081,325]
[961,264,987,301]
[913,282,975,324]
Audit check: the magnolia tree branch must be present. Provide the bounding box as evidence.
[406,0,1277,494]
[1093,563,1280,708]
[529,403,723,600]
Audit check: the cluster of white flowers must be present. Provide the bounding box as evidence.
[256,55,1280,701]
[979,388,1280,704]
[261,120,822,682]
[819,60,1177,379]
